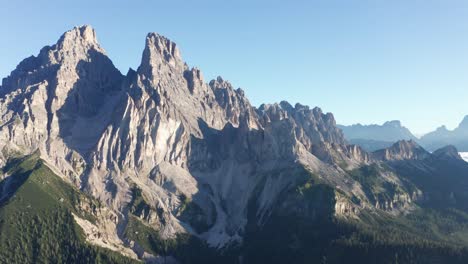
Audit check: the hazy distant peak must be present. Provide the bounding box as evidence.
[338,120,417,143]
[458,115,468,129]
[436,125,449,131]
[383,120,402,127]
[419,115,468,152]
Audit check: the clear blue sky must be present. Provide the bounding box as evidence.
[2,0,468,135]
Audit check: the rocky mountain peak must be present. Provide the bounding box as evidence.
[146,33,181,59]
[1,25,108,95]
[210,76,259,128]
[432,145,463,161]
[58,25,98,48]
[278,101,294,112]
[458,115,468,130]
[435,125,449,132]
[373,140,429,161]
[257,103,289,122]
[419,114,468,152]
[140,33,184,75]
[209,76,234,92]
[43,25,105,65]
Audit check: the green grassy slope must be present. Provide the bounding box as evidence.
[0,154,138,264]
[242,166,468,264]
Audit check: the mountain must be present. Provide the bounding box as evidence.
[420,116,468,151]
[338,121,418,151]
[1,26,468,263]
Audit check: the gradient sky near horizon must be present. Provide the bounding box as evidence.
[1,0,468,135]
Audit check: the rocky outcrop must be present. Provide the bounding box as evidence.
[334,196,360,218]
[373,192,417,212]
[72,197,138,260]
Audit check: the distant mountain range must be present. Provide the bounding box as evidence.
[337,121,417,151]
[339,117,468,152]
[419,116,468,151]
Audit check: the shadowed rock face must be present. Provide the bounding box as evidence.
[432,145,463,161]
[372,140,430,161]
[2,26,468,262]
[0,25,123,183]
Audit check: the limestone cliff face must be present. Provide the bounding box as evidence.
[0,26,432,259]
